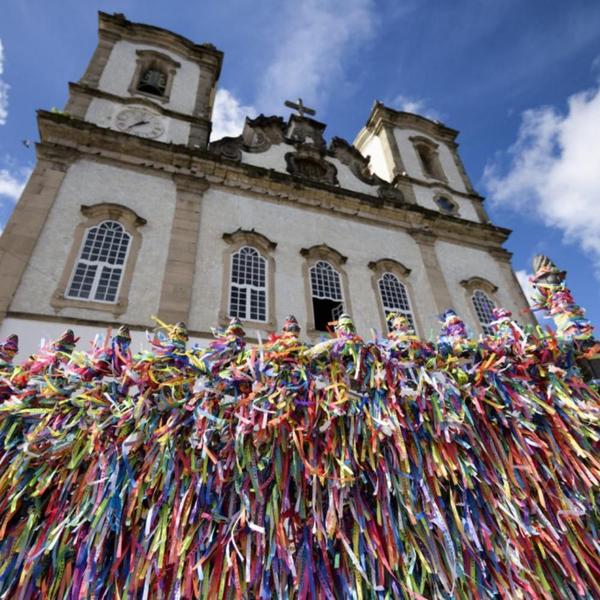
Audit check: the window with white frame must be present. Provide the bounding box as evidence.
[66,220,131,303]
[472,289,495,334]
[378,272,415,331]
[310,260,344,331]
[229,246,267,322]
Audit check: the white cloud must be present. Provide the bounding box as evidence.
[391,94,441,121]
[0,39,9,125]
[210,89,256,141]
[257,0,375,113]
[515,270,536,307]
[483,84,600,278]
[0,167,30,204]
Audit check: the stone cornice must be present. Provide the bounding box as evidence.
[36,111,512,252]
[172,173,210,194]
[362,101,459,144]
[97,12,223,76]
[392,173,485,203]
[67,83,211,128]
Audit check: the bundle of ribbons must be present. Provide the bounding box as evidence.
[0,304,598,599]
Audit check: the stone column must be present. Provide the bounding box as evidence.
[489,248,538,326]
[0,147,77,321]
[410,229,454,314]
[157,174,209,324]
[65,31,120,118]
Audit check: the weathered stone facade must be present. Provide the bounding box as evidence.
[0,12,535,357]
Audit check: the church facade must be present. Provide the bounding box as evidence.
[0,12,534,356]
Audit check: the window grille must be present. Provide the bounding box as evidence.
[472,289,495,334]
[310,261,343,301]
[229,246,267,322]
[378,272,415,331]
[66,221,130,303]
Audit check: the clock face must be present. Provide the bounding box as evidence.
[115,108,165,139]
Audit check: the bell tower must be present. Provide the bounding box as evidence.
[64,12,223,148]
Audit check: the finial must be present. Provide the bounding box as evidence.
[532,254,565,287]
[225,317,245,339]
[437,309,469,349]
[51,329,78,354]
[282,315,301,337]
[0,334,19,363]
[115,325,131,345]
[388,313,415,338]
[334,313,356,336]
[170,322,189,343]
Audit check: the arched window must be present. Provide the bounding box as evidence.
[410,136,446,181]
[129,50,181,103]
[229,246,267,322]
[138,67,167,97]
[417,145,436,178]
[378,272,415,331]
[471,289,495,334]
[310,260,344,331]
[369,258,419,335]
[66,221,131,303]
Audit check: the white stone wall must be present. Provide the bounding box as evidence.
[360,135,389,181]
[393,129,466,192]
[189,189,441,338]
[83,39,202,145]
[10,159,175,326]
[98,40,201,114]
[0,316,213,362]
[435,240,522,333]
[357,128,481,222]
[412,186,480,222]
[241,146,290,172]
[85,98,191,145]
[329,158,378,196]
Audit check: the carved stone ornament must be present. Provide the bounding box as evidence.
[329,137,378,185]
[285,151,338,185]
[242,115,286,152]
[208,136,243,161]
[377,184,405,205]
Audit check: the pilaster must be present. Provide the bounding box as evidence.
[0,147,78,320]
[65,30,120,118]
[410,229,454,314]
[157,174,209,324]
[379,123,406,180]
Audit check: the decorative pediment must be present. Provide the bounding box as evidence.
[300,244,347,265]
[222,228,277,252]
[285,150,338,186]
[209,136,243,161]
[242,115,286,152]
[210,113,394,196]
[210,115,286,160]
[368,258,411,276]
[329,137,379,185]
[460,276,498,294]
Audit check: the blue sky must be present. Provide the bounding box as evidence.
[1,0,599,328]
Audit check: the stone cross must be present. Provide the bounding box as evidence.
[284,98,316,118]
